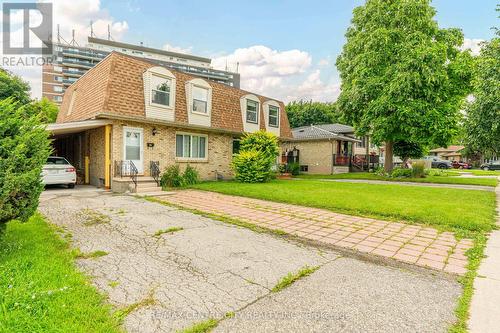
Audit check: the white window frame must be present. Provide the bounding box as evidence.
[246,99,259,124]
[191,85,209,115]
[175,132,208,161]
[268,105,279,128]
[150,74,172,108]
[53,85,63,93]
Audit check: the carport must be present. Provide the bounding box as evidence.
[46,120,112,188]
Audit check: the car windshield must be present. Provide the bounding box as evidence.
[46,157,70,165]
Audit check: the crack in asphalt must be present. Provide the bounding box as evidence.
[39,190,337,333]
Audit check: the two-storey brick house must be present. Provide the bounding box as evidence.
[47,52,292,193]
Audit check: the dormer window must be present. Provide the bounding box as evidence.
[192,86,208,114]
[268,105,279,127]
[151,75,171,106]
[246,100,259,124]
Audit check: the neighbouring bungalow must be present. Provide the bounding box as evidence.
[46,51,292,193]
[429,145,466,162]
[281,124,380,174]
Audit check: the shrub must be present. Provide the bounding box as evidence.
[160,165,183,188]
[374,166,387,176]
[426,168,448,177]
[232,150,273,183]
[390,168,413,178]
[411,161,426,178]
[239,130,279,161]
[232,131,279,183]
[0,98,51,224]
[182,164,199,185]
[287,162,300,176]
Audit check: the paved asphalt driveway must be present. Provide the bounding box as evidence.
[39,187,461,333]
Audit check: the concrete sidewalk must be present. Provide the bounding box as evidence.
[469,177,500,332]
[312,178,495,191]
[157,190,473,275]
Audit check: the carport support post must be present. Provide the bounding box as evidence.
[104,125,111,189]
[84,156,89,184]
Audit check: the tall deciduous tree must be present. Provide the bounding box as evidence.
[28,97,60,123]
[0,69,31,105]
[393,141,425,167]
[336,0,473,171]
[286,100,344,128]
[464,28,500,158]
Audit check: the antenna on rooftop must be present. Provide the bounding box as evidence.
[69,29,79,46]
[90,20,96,38]
[56,24,69,45]
[236,62,239,73]
[107,24,113,41]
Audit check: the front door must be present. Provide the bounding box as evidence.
[123,127,144,173]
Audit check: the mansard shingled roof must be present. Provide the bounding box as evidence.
[57,52,292,138]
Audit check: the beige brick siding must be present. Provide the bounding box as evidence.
[282,140,339,175]
[110,120,234,182]
[88,127,105,186]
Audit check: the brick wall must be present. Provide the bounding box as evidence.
[110,120,234,182]
[281,140,339,175]
[88,127,105,186]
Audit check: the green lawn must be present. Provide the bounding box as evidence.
[192,180,496,233]
[0,214,121,333]
[296,172,498,187]
[448,169,500,176]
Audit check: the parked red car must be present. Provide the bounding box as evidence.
[451,160,472,169]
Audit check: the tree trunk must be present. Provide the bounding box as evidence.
[384,141,394,173]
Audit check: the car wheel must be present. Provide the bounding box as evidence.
[68,183,75,189]
[483,167,489,171]
[438,164,446,169]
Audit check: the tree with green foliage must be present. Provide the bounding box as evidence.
[232,131,279,183]
[28,97,59,123]
[336,0,473,171]
[464,26,500,158]
[393,141,426,168]
[0,98,51,225]
[0,69,31,105]
[286,100,344,128]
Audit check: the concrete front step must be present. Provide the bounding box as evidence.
[112,176,161,193]
[135,186,163,193]
[136,181,160,188]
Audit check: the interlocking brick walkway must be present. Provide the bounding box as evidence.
[157,190,473,275]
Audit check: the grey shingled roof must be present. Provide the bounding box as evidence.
[291,124,360,142]
[312,123,355,134]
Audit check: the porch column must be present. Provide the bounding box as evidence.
[104,124,112,189]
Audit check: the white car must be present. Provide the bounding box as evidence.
[42,157,77,188]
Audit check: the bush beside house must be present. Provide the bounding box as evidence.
[0,98,51,225]
[232,131,279,183]
[160,164,200,189]
[0,70,52,226]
